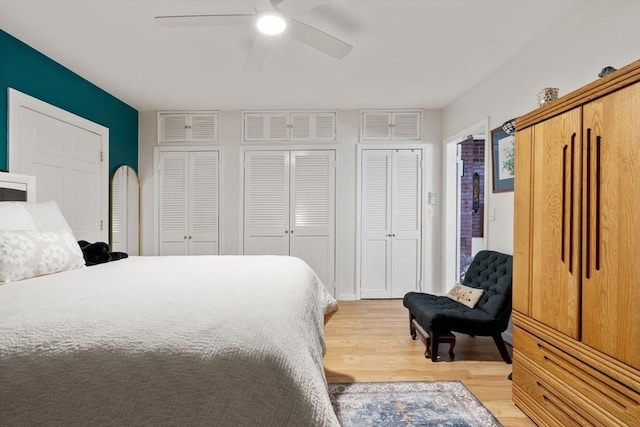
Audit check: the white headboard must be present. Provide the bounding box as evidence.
[0,172,36,202]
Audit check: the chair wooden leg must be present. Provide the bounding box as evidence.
[409,312,417,339]
[430,332,440,362]
[492,334,512,364]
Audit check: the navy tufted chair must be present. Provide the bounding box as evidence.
[403,250,513,363]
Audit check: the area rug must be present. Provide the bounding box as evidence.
[328,381,503,427]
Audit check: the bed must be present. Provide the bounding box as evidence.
[0,172,340,426]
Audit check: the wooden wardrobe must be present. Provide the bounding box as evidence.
[512,60,640,426]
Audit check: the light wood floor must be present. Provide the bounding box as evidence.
[323,300,534,426]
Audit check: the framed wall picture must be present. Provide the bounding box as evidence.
[491,126,515,192]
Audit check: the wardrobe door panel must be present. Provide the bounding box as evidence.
[529,108,582,339]
[582,83,640,369]
[513,127,534,315]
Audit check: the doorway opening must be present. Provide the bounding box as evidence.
[457,136,485,281]
[443,119,489,291]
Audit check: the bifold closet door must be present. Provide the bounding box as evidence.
[360,149,422,298]
[243,151,291,255]
[243,150,336,288]
[187,151,219,255]
[289,150,336,287]
[158,150,219,255]
[390,149,422,298]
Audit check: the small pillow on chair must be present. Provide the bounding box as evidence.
[447,283,484,308]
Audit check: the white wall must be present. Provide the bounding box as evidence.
[139,109,443,300]
[442,1,640,255]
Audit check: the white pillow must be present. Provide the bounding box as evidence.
[446,283,484,309]
[0,202,37,230]
[0,229,85,284]
[23,201,74,234]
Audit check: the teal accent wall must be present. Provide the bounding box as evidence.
[0,29,138,176]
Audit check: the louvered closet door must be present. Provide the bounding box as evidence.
[361,150,393,298]
[188,151,219,255]
[361,149,423,298]
[390,150,422,297]
[160,114,188,142]
[159,151,189,255]
[362,112,392,140]
[243,151,290,255]
[190,114,218,141]
[289,150,335,287]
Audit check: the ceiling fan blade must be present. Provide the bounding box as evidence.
[253,0,276,13]
[288,19,352,59]
[155,14,255,27]
[243,35,272,73]
[275,0,324,17]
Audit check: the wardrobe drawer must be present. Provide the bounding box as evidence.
[514,326,640,425]
[513,360,599,426]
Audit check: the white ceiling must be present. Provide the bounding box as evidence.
[0,0,584,111]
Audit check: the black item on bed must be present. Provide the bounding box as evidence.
[78,240,128,266]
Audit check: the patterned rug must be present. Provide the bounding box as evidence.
[328,381,503,427]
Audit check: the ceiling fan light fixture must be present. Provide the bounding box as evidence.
[256,12,286,35]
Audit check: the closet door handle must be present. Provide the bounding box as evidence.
[285,230,289,234]
[586,129,592,279]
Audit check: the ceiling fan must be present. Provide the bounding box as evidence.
[155,0,353,72]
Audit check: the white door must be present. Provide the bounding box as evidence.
[390,150,422,297]
[9,90,108,242]
[243,151,290,255]
[290,150,336,288]
[243,149,336,291]
[187,151,219,255]
[158,151,189,255]
[360,150,393,298]
[361,149,422,298]
[158,150,219,255]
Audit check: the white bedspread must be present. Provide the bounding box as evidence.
[0,255,340,426]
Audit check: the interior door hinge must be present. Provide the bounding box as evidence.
[100,220,104,231]
[100,151,104,162]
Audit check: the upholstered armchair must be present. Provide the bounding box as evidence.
[403,250,513,363]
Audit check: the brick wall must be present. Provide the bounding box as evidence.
[459,138,485,277]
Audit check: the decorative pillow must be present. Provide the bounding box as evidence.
[23,201,74,233]
[0,229,85,284]
[0,202,37,230]
[0,201,72,233]
[446,283,484,308]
